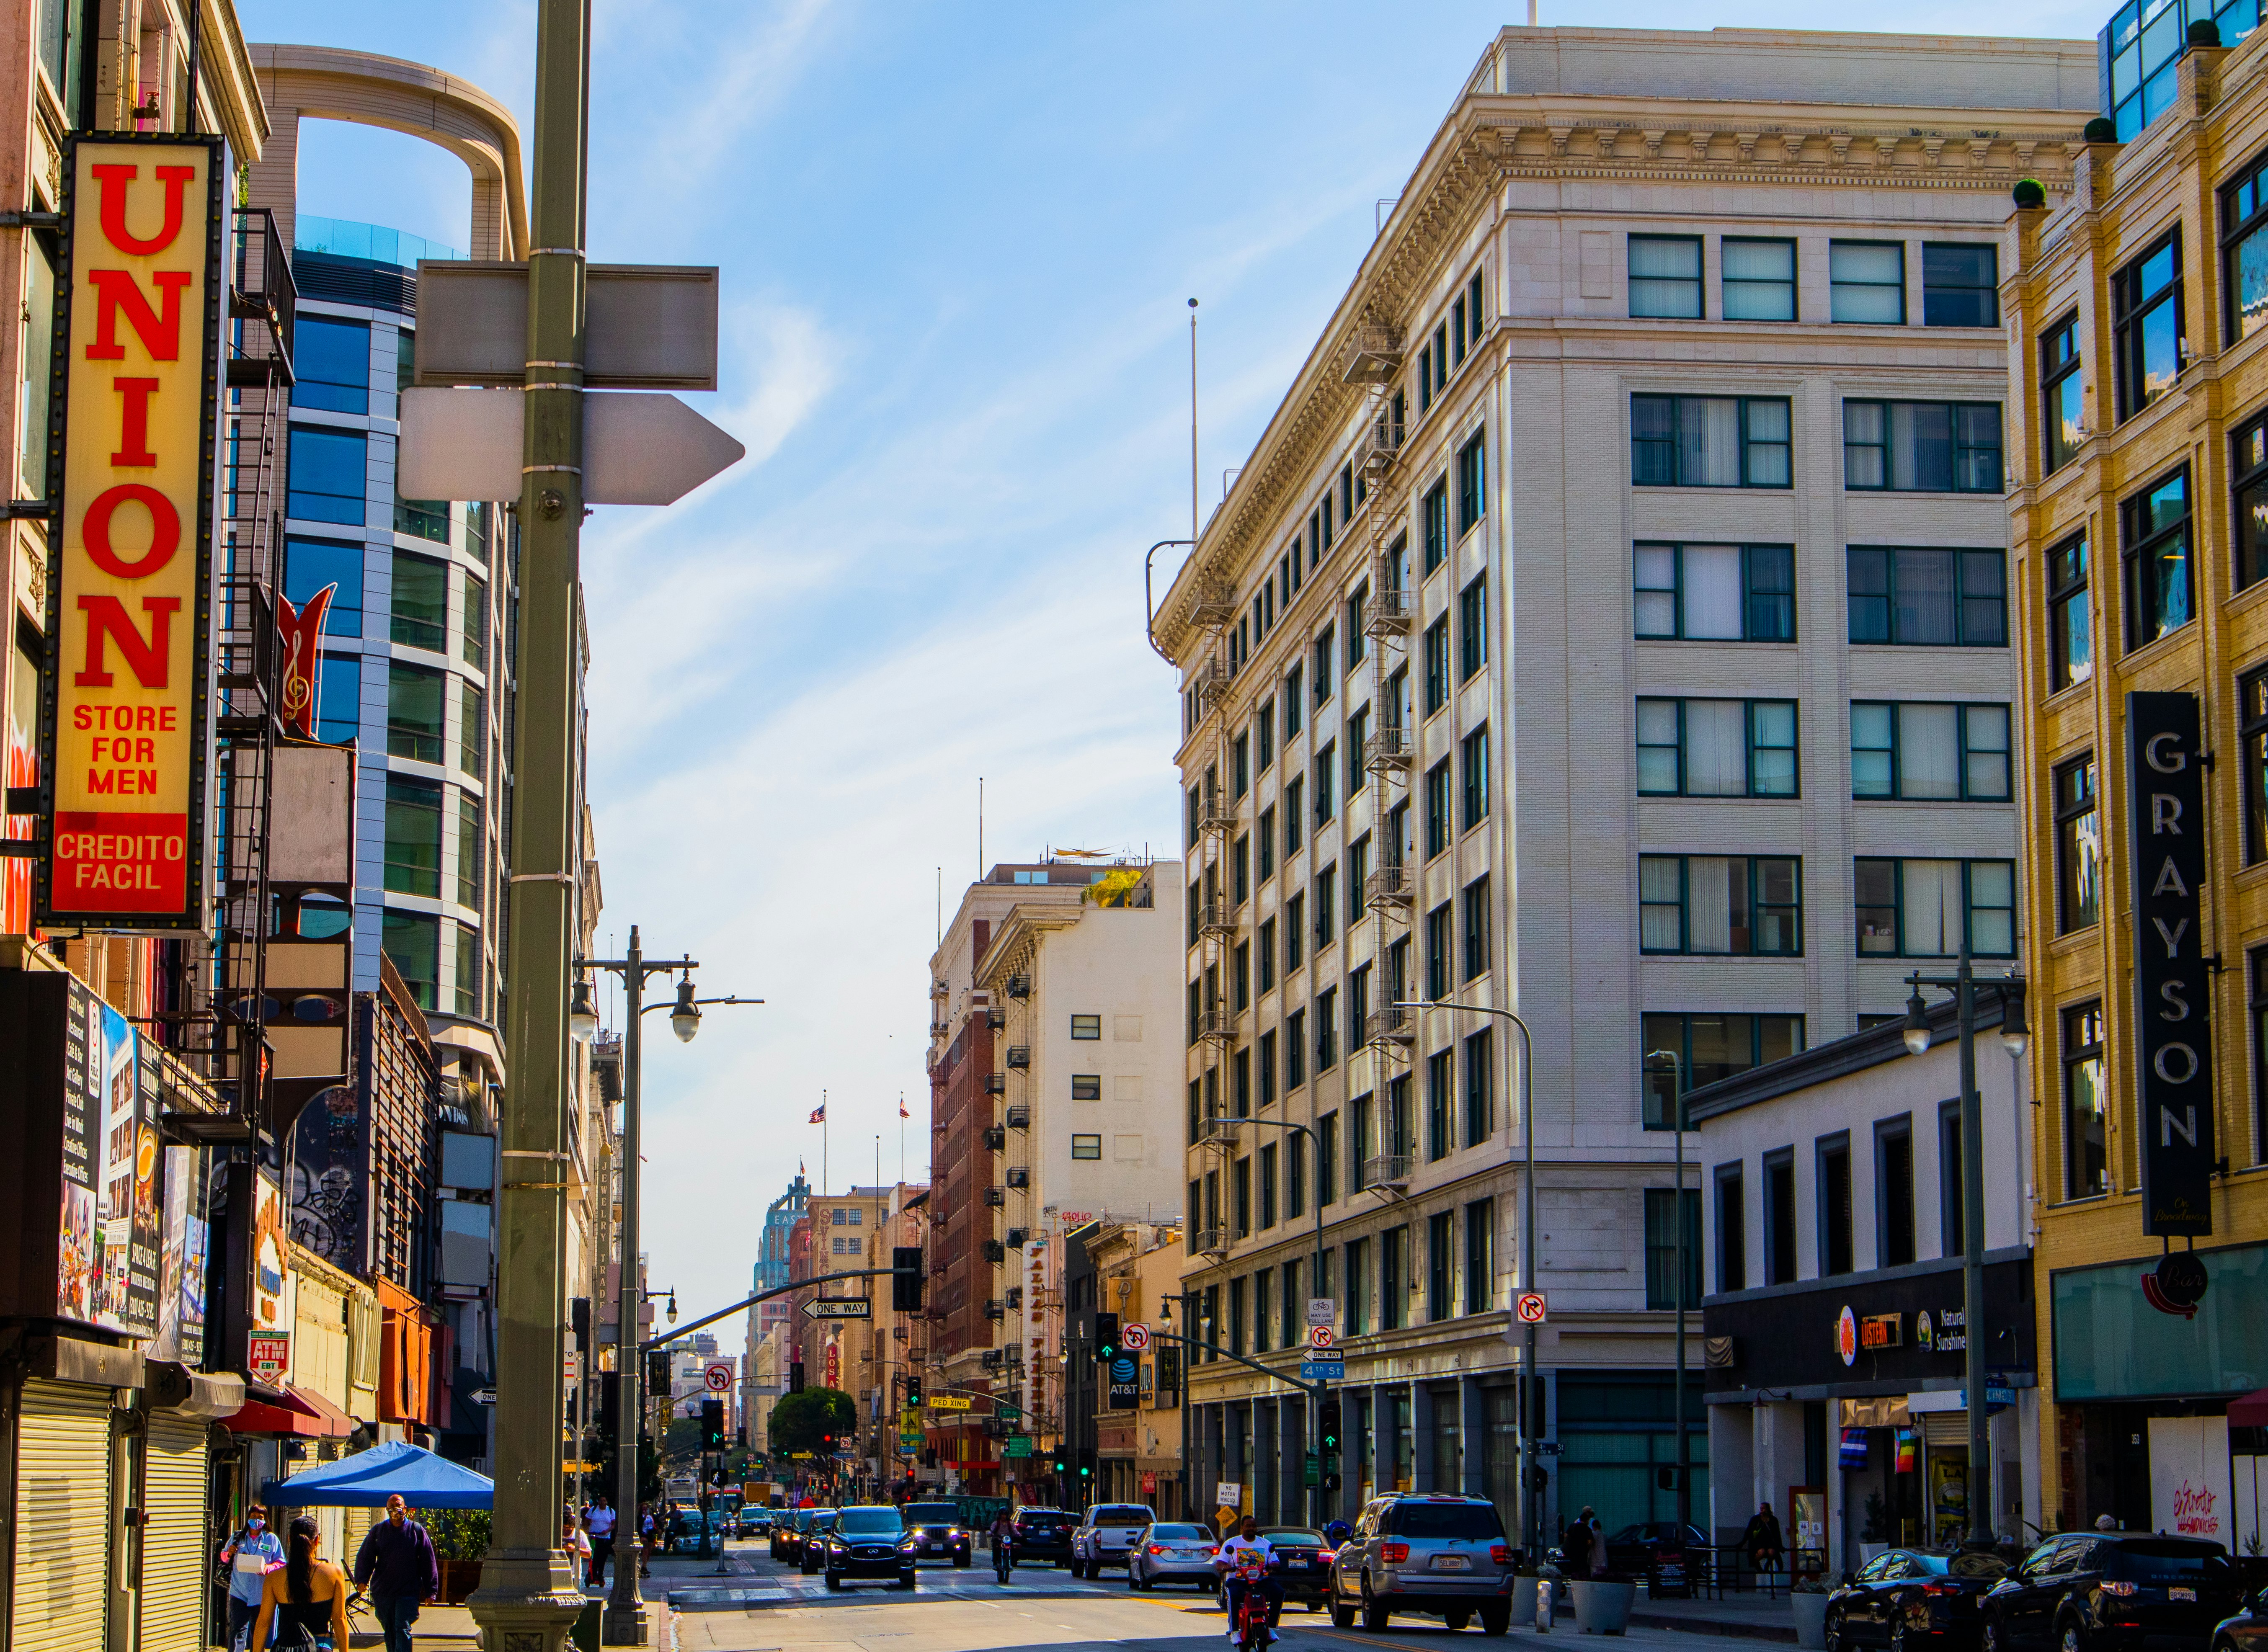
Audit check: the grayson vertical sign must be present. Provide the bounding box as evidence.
[2127,691,2214,1235]
[36,137,224,929]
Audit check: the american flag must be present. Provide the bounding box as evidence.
[808,1103,826,1124]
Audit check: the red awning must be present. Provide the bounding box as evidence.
[223,1384,354,1439]
[2229,1388,2268,1427]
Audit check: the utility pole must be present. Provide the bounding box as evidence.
[468,0,591,1644]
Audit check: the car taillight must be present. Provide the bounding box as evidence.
[1382,1543,1411,1563]
[1490,1546,1512,1565]
[2099,1581,2138,1597]
[1921,1583,1962,1596]
[1148,1545,1168,1555]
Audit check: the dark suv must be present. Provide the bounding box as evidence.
[902,1502,972,1566]
[817,1506,916,1592]
[1009,1508,1077,1569]
[1981,1532,2240,1652]
[1329,1494,1515,1634]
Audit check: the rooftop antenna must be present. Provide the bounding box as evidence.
[1188,299,1200,547]
[978,777,985,879]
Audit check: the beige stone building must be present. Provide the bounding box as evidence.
[1084,1221,1187,1513]
[1153,23,2092,1543]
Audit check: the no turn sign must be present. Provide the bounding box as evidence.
[1515,1292,1549,1325]
[1308,1325,1336,1350]
[1122,1322,1150,1352]
[704,1362,733,1392]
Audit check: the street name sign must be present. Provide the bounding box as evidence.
[413,262,720,389]
[398,388,744,507]
[1004,1435,1032,1458]
[993,1402,1023,1422]
[1299,1358,1345,1383]
[802,1297,872,1320]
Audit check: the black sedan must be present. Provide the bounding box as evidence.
[1009,1508,1077,1569]
[1604,1521,1711,1577]
[818,1506,916,1591]
[1827,1548,2007,1650]
[798,1511,839,1574]
[773,1508,821,1563]
[1982,1532,2240,1652]
[900,1501,972,1566]
[2212,1580,2268,1652]
[1257,1527,1334,1611]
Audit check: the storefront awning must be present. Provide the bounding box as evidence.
[222,1383,354,1439]
[2229,1387,2268,1427]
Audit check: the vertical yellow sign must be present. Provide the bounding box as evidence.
[38,137,222,929]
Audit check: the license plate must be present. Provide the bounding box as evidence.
[2171,1588,2195,1601]
[928,1543,944,1551]
[1432,1556,1471,1572]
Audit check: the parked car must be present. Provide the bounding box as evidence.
[1257,1527,1334,1611]
[799,1511,840,1574]
[1073,1504,1157,1577]
[900,1501,972,1566]
[734,1508,771,1539]
[1009,1508,1077,1568]
[773,1508,821,1563]
[667,1509,730,1554]
[2211,1580,2268,1652]
[1602,1521,1711,1578]
[1982,1532,2240,1652]
[1126,1522,1218,1590]
[1824,1547,2008,1649]
[815,1505,916,1592]
[1328,1493,1515,1635]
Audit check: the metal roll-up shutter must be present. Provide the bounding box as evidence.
[139,1412,210,1652]
[1921,1411,1971,1447]
[10,1380,114,1652]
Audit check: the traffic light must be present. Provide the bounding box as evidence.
[1094,1313,1120,1363]
[700,1399,725,1451]
[789,1361,805,1394]
[1079,1447,1095,1481]
[1318,1396,1342,1455]
[905,1375,922,1408]
[893,1247,925,1312]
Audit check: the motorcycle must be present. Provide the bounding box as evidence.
[1224,1555,1276,1652]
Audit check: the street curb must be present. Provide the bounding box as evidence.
[1627,1609,1797,1642]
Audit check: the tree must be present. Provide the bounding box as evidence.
[768,1386,856,1456]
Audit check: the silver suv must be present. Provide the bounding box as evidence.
[1071,1504,1156,1577]
[1328,1494,1514,1634]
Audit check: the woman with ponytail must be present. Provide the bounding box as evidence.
[251,1514,350,1649]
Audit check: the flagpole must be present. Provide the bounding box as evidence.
[822,1089,828,1197]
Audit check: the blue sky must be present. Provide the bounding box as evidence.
[240,0,2107,1323]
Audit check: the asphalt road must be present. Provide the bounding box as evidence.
[655,1538,1719,1652]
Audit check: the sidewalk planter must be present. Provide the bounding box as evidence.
[1791,1591,1830,1649]
[1508,1576,1540,1622]
[437,1559,483,1604]
[1570,1579,1636,1635]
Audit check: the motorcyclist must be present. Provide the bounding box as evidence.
[1213,1515,1282,1644]
[990,1509,1015,1584]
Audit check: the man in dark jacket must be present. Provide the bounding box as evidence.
[353,1494,441,1652]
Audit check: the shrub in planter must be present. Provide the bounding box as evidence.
[1790,1575,1831,1650]
[1569,1573,1638,1636]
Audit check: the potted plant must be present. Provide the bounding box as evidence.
[1791,1574,1831,1649]
[1507,1557,1541,1624]
[426,1509,491,1604]
[1569,1567,1637,1635]
[1858,1492,1893,1565]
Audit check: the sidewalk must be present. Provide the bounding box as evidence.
[339,1581,628,1650]
[1626,1589,1799,1643]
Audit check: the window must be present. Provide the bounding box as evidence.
[387,662,446,763]
[1423,616,1449,715]
[1286,1008,1306,1089]
[1722,237,1795,321]
[314,654,359,744]
[1259,1144,1278,1229]
[2106,0,2244,139]
[1427,1048,1453,1162]
[1286,1134,1306,1220]
[1313,628,1335,701]
[2235,414,2268,593]
[382,911,440,1011]
[1813,1135,1853,1276]
[2055,756,2102,929]
[1285,893,1304,967]
[1425,761,1453,856]
[1922,244,1998,327]
[1425,902,1452,1001]
[1876,1119,1915,1269]
[1465,1198,1494,1314]
[1462,875,1491,982]
[1313,867,1336,948]
[454,922,482,1018]
[1457,431,1486,533]
[1460,726,1489,828]
[1829,241,1904,324]
[395,485,449,544]
[1316,987,1338,1071]
[2113,232,2183,420]
[2047,535,2093,691]
[284,536,365,639]
[1845,547,2006,646]
[1631,394,1791,487]
[2062,1003,2107,1198]
[1258,1030,1277,1105]
[1635,698,1798,797]
[1763,1150,1798,1284]
[1347,588,1367,667]
[292,315,371,414]
[1318,1111,1338,1205]
[288,425,367,525]
[1640,1013,1804,1129]
[458,682,485,786]
[392,553,448,651]
[1233,732,1250,797]
[456,791,482,910]
[1233,1157,1251,1237]
[1715,1166,1746,1293]
[2121,468,2193,649]
[1633,542,1795,642]
[1072,1075,1102,1101]
[1072,1134,1102,1160]
[1345,1237,1370,1335]
[1258,699,1275,771]
[1285,666,1303,735]
[1853,858,2017,957]
[1637,856,1802,955]
[1258,809,1275,881]
[1257,920,1276,992]
[1842,401,2002,492]
[1380,1227,1407,1331]
[1314,745,1334,824]
[1423,478,1449,573]
[1234,942,1250,1010]
[2043,313,2086,475]
[1645,1187,1702,1309]
[1071,1013,1102,1039]
[1463,1027,1494,1146]
[2252,952,2268,1167]
[382,776,443,897]
[1458,575,1488,679]
[1427,1210,1454,1322]
[1284,780,1303,853]
[1629,235,1703,318]
[2245,673,2268,867]
[2228,151,2268,344]
[1849,702,2011,801]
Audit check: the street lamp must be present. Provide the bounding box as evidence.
[1899,939,2025,1548]
[1644,1049,1695,1540]
[578,926,761,1641]
[570,976,601,1044]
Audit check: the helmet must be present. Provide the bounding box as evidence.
[1324,1521,1351,1545]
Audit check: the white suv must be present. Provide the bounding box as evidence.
[1072,1504,1156,1577]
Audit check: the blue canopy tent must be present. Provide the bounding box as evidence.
[263,1442,493,1510]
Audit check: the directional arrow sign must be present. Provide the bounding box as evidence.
[802,1297,872,1320]
[399,388,744,507]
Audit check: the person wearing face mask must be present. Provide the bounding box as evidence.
[219,1505,283,1649]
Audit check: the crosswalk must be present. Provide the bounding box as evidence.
[667,1565,1155,1611]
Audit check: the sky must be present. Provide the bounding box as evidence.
[237,0,2110,1327]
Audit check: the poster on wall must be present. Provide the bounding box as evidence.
[251,1163,295,1347]
[57,975,160,1336]
[287,1082,366,1274]
[2148,1416,2233,1544]
[148,1144,207,1365]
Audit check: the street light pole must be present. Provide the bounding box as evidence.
[1645,1050,1693,1537]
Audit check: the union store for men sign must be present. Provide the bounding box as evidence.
[2126,692,2214,1236]
[35,137,223,930]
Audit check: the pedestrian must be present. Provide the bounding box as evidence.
[1742,1501,1785,1589]
[1559,1512,1594,1578]
[252,1515,351,1651]
[219,1503,283,1650]
[586,1495,616,1590]
[352,1492,441,1652]
[564,1515,592,1584]
[2093,1513,2118,1532]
